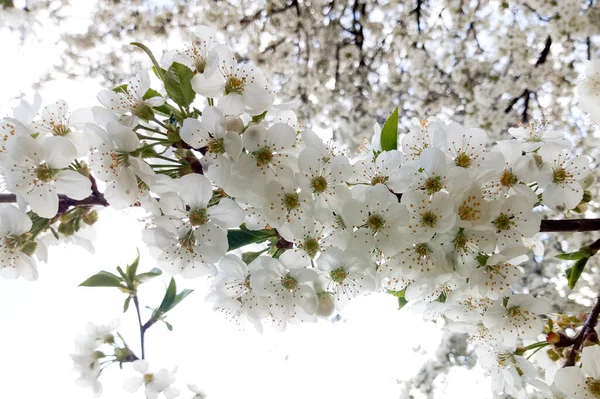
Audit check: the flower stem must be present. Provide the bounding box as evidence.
[133,295,146,360]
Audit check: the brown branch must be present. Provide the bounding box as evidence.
[540,219,600,233]
[563,295,600,367]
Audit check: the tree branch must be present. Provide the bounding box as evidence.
[563,295,600,367]
[540,219,600,233]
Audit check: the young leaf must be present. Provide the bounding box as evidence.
[227,227,276,251]
[126,249,141,282]
[380,106,398,151]
[80,271,124,288]
[241,248,269,265]
[156,278,177,315]
[251,110,268,123]
[123,296,132,313]
[566,257,589,290]
[136,268,163,283]
[555,248,591,261]
[164,62,196,108]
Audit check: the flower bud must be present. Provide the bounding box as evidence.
[20,240,38,257]
[546,331,575,347]
[316,292,335,317]
[82,210,99,226]
[114,347,137,363]
[225,116,244,133]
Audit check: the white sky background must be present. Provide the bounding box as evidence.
[0,2,494,398]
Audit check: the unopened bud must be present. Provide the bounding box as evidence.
[225,116,244,133]
[114,347,137,363]
[316,292,335,318]
[82,210,99,226]
[546,331,575,347]
[20,240,38,257]
[58,221,76,236]
[582,190,593,204]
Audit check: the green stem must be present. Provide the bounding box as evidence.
[130,42,165,82]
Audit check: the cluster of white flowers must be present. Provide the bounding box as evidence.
[2,28,600,398]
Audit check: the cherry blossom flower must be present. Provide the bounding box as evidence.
[401,190,456,243]
[123,360,180,399]
[554,345,600,399]
[538,143,589,210]
[317,247,376,310]
[98,70,165,120]
[0,205,38,281]
[2,135,91,218]
[191,45,274,116]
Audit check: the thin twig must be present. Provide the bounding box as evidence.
[564,295,600,367]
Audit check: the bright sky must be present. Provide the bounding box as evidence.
[0,2,493,398]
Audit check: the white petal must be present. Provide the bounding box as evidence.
[55,170,92,200]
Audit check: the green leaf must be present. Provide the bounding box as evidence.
[126,249,141,282]
[164,320,173,331]
[142,88,162,101]
[157,278,177,313]
[164,62,196,108]
[387,289,408,310]
[566,257,590,290]
[123,296,131,313]
[556,247,592,261]
[80,271,124,288]
[116,266,128,281]
[136,268,163,283]
[152,66,167,82]
[241,248,269,265]
[112,83,128,94]
[380,107,398,151]
[227,226,276,251]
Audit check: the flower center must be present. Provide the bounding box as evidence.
[492,213,514,231]
[420,210,438,228]
[208,138,225,154]
[179,230,196,253]
[283,193,300,210]
[188,208,209,226]
[452,229,468,250]
[458,204,480,221]
[370,175,388,186]
[415,243,432,257]
[110,151,130,169]
[586,377,600,396]
[334,214,346,229]
[282,275,298,291]
[552,167,570,184]
[143,373,154,384]
[330,267,348,284]
[455,152,472,168]
[253,146,273,167]
[194,57,207,74]
[224,76,245,95]
[424,176,442,194]
[310,176,328,193]
[500,170,518,188]
[50,122,71,137]
[302,237,320,258]
[367,213,386,232]
[35,163,56,182]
